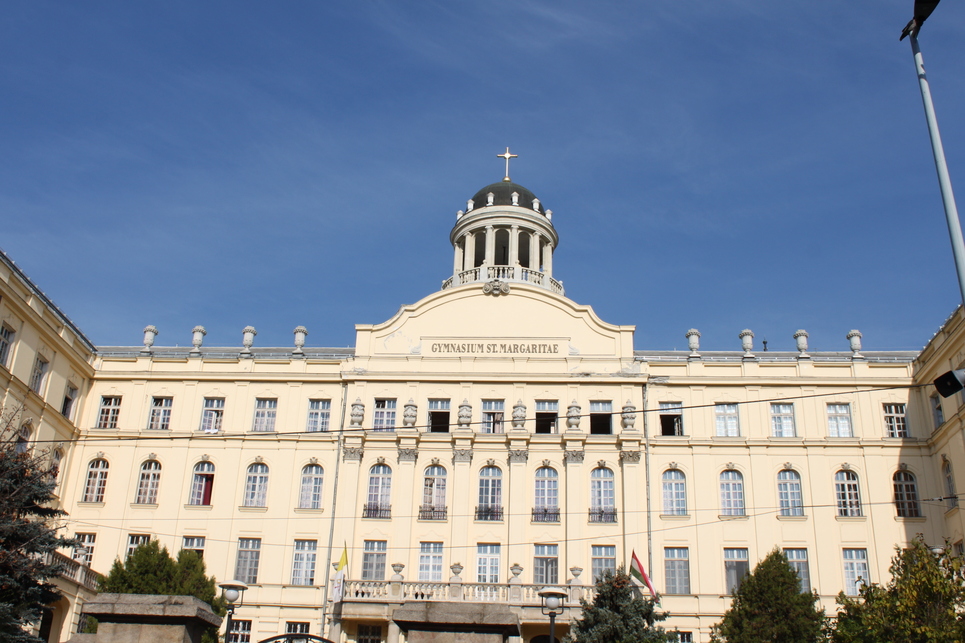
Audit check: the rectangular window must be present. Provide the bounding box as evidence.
[533,544,559,585]
[228,620,251,643]
[357,625,382,643]
[884,403,908,438]
[664,547,691,595]
[61,384,78,419]
[201,398,225,433]
[932,394,945,429]
[252,398,277,432]
[235,538,261,584]
[659,402,684,436]
[291,540,317,585]
[373,398,396,431]
[418,542,444,581]
[589,401,612,435]
[477,543,501,583]
[428,399,450,433]
[770,403,795,437]
[286,622,310,643]
[783,548,811,593]
[535,400,558,434]
[482,400,505,433]
[591,545,616,582]
[182,536,205,557]
[306,399,331,432]
[843,548,869,596]
[362,540,387,580]
[74,533,96,566]
[97,396,122,429]
[716,404,740,437]
[29,354,49,395]
[148,397,173,430]
[827,403,853,437]
[724,548,749,594]
[127,534,151,558]
[0,325,14,368]
[678,635,693,643]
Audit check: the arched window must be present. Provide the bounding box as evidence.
[135,460,161,505]
[15,424,31,454]
[944,461,958,511]
[299,464,324,509]
[893,470,921,517]
[720,470,745,516]
[534,467,559,522]
[477,466,502,520]
[834,470,862,517]
[777,469,803,516]
[364,464,392,518]
[50,448,63,481]
[82,459,109,503]
[189,462,215,506]
[421,465,447,519]
[243,463,269,507]
[662,469,687,515]
[590,467,616,522]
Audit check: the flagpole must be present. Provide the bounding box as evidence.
[910,34,965,306]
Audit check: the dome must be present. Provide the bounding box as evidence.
[469,181,545,213]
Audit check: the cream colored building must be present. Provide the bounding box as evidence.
[2,175,963,643]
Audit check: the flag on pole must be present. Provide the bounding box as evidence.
[331,543,348,603]
[630,550,657,600]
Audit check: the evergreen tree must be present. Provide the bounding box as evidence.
[568,567,678,643]
[0,408,76,643]
[711,549,825,643]
[831,535,965,643]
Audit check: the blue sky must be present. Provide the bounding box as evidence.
[2,1,964,352]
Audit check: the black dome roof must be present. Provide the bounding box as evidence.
[470,181,543,212]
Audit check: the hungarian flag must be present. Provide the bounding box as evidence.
[630,550,657,600]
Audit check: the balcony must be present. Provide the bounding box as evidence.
[442,266,564,296]
[419,505,448,520]
[588,508,617,523]
[362,503,391,519]
[45,551,101,591]
[475,504,503,521]
[531,507,560,523]
[343,579,593,605]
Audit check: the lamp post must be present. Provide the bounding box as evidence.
[219,580,249,643]
[538,587,567,643]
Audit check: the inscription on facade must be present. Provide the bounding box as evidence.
[427,338,566,356]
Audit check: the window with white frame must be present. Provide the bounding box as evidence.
[0,325,14,368]
[770,403,795,437]
[662,469,687,515]
[428,399,450,433]
[477,544,500,583]
[364,464,392,518]
[827,403,853,437]
[189,461,215,506]
[148,397,172,430]
[243,463,269,507]
[720,470,745,516]
[306,399,331,432]
[591,545,616,582]
[884,403,908,438]
[659,402,684,436]
[477,466,502,520]
[482,400,504,433]
[843,548,869,595]
[126,534,151,558]
[533,544,559,585]
[834,470,862,517]
[286,622,310,643]
[357,625,382,643]
[97,396,122,429]
[362,540,387,580]
[299,464,324,509]
[200,398,224,433]
[893,470,921,517]
[235,538,261,584]
[715,403,740,437]
[534,467,559,521]
[82,459,109,503]
[535,400,558,434]
[182,536,205,557]
[421,465,447,519]
[29,354,49,395]
[74,533,96,566]
[61,384,78,420]
[664,547,690,594]
[373,398,396,431]
[419,542,444,581]
[677,634,693,643]
[251,398,277,432]
[724,548,749,594]
[135,460,161,504]
[589,401,612,434]
[932,394,945,429]
[228,620,251,643]
[783,548,810,592]
[777,469,804,516]
[291,540,317,585]
[944,460,958,510]
[590,467,616,522]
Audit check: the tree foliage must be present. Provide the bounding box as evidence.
[832,535,965,643]
[568,567,678,643]
[0,408,76,643]
[711,549,825,643]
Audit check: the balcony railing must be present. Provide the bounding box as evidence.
[362,503,391,519]
[341,579,595,605]
[419,505,448,520]
[475,505,503,521]
[588,508,617,523]
[45,551,101,591]
[442,266,564,295]
[531,507,560,522]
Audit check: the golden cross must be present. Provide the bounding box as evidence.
[497,147,518,182]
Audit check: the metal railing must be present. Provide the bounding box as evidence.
[531,507,561,522]
[418,505,448,520]
[475,505,503,521]
[361,503,391,519]
[588,508,618,523]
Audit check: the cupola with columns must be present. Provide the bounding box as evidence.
[442,148,563,295]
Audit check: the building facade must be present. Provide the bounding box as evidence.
[2,175,962,643]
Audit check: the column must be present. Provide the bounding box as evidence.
[453,238,463,277]
[387,621,401,643]
[465,232,475,272]
[485,225,495,268]
[530,233,539,271]
[543,240,554,278]
[509,225,519,278]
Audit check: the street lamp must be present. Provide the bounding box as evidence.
[219,580,249,642]
[538,587,567,643]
